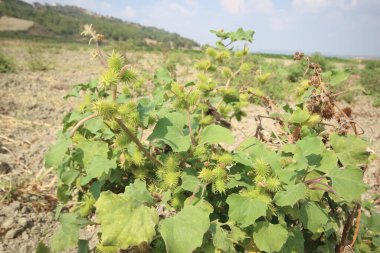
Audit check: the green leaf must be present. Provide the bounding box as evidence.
[289,108,310,124]
[330,71,349,86]
[76,140,109,166]
[278,228,304,253]
[330,133,370,166]
[51,213,79,252]
[229,28,255,42]
[45,137,71,168]
[181,169,200,192]
[328,166,367,202]
[211,223,236,253]
[199,124,234,145]
[367,210,380,232]
[95,191,158,249]
[80,156,116,185]
[78,240,90,253]
[148,112,191,152]
[274,183,307,207]
[159,205,210,253]
[123,180,153,204]
[137,98,155,128]
[83,117,104,134]
[154,67,173,85]
[315,150,338,173]
[35,242,50,253]
[253,222,288,253]
[226,194,267,227]
[300,201,329,233]
[296,136,325,156]
[229,224,246,242]
[60,167,80,185]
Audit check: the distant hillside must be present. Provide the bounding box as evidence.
[0,0,199,48]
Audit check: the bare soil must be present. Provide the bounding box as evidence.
[0,41,379,252]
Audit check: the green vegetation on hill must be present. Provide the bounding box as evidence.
[0,0,199,48]
[361,60,380,106]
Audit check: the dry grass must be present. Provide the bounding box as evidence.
[0,16,34,31]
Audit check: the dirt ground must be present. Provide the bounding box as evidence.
[0,41,379,252]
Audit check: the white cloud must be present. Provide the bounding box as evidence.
[185,0,197,6]
[292,0,358,11]
[292,0,330,9]
[220,0,246,14]
[169,2,192,16]
[220,0,274,14]
[123,6,136,18]
[248,0,274,13]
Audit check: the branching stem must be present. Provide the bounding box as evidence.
[115,118,162,167]
[69,113,98,137]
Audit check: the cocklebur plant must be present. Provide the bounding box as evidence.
[42,25,380,253]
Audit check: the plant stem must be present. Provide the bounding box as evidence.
[112,85,117,101]
[69,113,98,137]
[336,204,359,253]
[187,110,195,146]
[115,118,162,167]
[350,204,362,248]
[304,176,326,185]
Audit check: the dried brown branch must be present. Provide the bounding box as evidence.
[336,204,359,253]
[350,204,362,248]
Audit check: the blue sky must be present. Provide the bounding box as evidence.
[24,0,380,57]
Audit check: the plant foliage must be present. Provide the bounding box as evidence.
[44,26,380,253]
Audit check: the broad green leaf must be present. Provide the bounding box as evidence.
[226,194,267,227]
[330,133,370,166]
[300,201,329,233]
[80,156,116,185]
[123,180,153,204]
[315,150,338,173]
[95,191,158,249]
[253,222,288,253]
[137,99,155,128]
[154,67,173,85]
[199,124,234,145]
[274,183,307,207]
[296,136,325,156]
[181,169,200,192]
[159,205,210,253]
[45,137,71,168]
[83,117,104,133]
[236,136,262,153]
[76,140,109,167]
[60,167,80,185]
[148,112,191,152]
[229,224,246,242]
[229,27,255,42]
[236,137,282,176]
[289,108,310,124]
[279,228,304,253]
[211,223,236,253]
[51,213,79,252]
[328,166,367,202]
